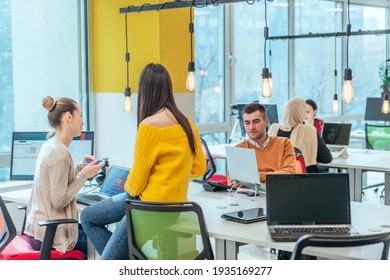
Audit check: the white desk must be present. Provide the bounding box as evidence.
[187,183,390,260]
[318,148,390,205]
[3,183,390,260]
[0,180,32,193]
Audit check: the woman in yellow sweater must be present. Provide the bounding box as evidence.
[80,63,206,259]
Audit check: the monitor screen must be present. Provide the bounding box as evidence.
[10,131,94,180]
[364,97,390,122]
[322,123,352,145]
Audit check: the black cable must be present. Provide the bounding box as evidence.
[346,0,351,69]
[125,6,131,89]
[189,2,194,62]
[334,36,338,94]
[263,0,268,68]
[124,5,135,96]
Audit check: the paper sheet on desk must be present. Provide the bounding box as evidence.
[349,150,376,155]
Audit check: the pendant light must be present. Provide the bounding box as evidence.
[341,0,354,103]
[186,3,196,91]
[261,0,272,99]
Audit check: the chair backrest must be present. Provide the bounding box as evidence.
[0,196,17,253]
[365,123,390,150]
[294,147,306,174]
[291,233,390,260]
[125,199,214,260]
[200,138,216,180]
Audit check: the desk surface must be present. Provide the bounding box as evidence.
[2,182,390,260]
[319,148,390,172]
[0,180,33,193]
[187,182,390,260]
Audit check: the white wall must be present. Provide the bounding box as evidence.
[94,93,195,168]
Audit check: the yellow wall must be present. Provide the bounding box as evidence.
[93,0,192,93]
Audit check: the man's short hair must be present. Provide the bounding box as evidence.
[242,102,267,120]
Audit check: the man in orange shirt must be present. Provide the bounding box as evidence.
[230,102,296,185]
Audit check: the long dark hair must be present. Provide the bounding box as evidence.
[137,63,196,155]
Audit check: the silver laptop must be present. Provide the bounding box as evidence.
[225,146,266,193]
[322,123,352,158]
[77,165,130,205]
[266,173,356,242]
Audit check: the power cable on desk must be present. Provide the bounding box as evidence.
[77,180,101,197]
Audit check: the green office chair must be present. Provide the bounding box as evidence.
[125,199,214,260]
[291,233,390,260]
[363,123,390,197]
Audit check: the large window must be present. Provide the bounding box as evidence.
[194,0,389,143]
[233,0,289,111]
[0,0,88,181]
[294,0,343,116]
[194,6,225,126]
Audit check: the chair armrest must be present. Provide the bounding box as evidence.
[17,205,27,234]
[38,219,79,260]
[17,205,27,210]
[38,219,78,227]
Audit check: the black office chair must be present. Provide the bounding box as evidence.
[363,123,390,197]
[291,233,390,260]
[125,199,214,260]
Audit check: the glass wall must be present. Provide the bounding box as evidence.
[294,0,343,116]
[0,0,87,181]
[233,1,289,116]
[194,0,389,143]
[194,6,225,125]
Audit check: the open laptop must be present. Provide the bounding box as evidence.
[322,123,352,158]
[76,165,130,206]
[266,173,356,242]
[225,146,266,194]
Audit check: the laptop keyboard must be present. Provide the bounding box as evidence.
[76,194,106,205]
[275,227,350,234]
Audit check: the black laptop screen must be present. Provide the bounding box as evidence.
[266,173,351,225]
[321,123,352,145]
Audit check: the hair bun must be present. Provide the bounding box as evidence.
[42,96,57,111]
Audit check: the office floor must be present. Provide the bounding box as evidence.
[362,172,385,205]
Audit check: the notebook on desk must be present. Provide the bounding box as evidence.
[76,165,130,206]
[322,123,352,158]
[225,146,266,193]
[266,173,356,242]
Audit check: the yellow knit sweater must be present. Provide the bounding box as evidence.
[125,120,206,202]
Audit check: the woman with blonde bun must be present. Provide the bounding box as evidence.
[268,97,332,173]
[25,96,104,257]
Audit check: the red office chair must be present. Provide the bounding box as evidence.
[200,138,228,185]
[193,139,228,191]
[294,147,306,174]
[0,196,85,260]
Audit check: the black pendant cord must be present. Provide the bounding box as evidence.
[124,6,134,94]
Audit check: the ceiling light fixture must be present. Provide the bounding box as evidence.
[186,2,196,91]
[123,6,133,113]
[341,0,354,103]
[261,0,272,99]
